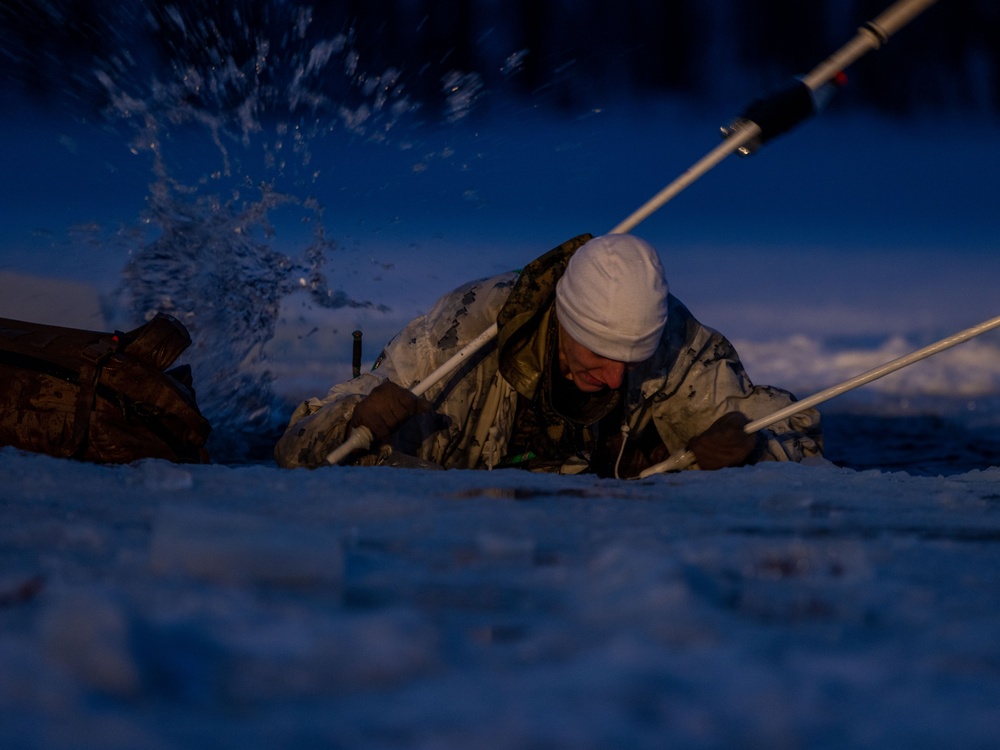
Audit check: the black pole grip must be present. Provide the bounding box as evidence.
[739,79,818,145]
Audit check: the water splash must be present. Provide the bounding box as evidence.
[112,180,363,461]
[441,71,485,123]
[92,4,458,461]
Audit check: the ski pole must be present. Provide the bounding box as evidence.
[802,0,938,91]
[612,0,938,235]
[637,311,1000,478]
[351,330,363,378]
[609,120,762,235]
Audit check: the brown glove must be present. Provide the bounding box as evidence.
[349,381,428,443]
[687,411,757,470]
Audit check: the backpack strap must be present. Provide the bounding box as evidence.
[62,336,119,458]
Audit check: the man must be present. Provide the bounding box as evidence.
[275,233,822,476]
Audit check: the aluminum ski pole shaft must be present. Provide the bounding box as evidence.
[609,121,761,235]
[803,0,938,90]
[612,0,938,237]
[638,311,1000,478]
[410,322,501,397]
[325,322,499,465]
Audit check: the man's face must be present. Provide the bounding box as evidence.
[557,323,629,393]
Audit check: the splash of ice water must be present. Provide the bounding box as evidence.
[94,3,474,461]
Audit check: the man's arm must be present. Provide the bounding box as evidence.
[275,272,520,469]
[641,307,822,468]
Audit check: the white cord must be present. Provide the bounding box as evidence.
[613,423,631,480]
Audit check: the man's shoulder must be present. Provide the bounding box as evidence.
[413,270,520,347]
[433,270,520,313]
[648,293,729,365]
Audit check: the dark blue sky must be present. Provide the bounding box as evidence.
[1,0,997,119]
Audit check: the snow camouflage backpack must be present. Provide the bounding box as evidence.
[0,313,211,463]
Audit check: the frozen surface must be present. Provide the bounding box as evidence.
[2,450,1000,749]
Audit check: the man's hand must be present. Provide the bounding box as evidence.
[687,411,757,470]
[349,381,428,443]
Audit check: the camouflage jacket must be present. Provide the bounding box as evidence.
[274,234,823,474]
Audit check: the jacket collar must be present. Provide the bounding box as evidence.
[496,233,593,398]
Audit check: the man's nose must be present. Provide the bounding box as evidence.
[599,361,626,389]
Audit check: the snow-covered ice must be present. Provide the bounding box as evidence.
[3,450,1000,749]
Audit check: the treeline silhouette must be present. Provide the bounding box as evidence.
[1,0,997,118]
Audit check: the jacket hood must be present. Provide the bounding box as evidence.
[495,233,594,398]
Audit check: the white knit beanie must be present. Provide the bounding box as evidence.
[555,234,669,362]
